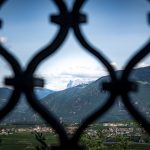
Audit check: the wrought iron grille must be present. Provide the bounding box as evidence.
[0,0,150,149]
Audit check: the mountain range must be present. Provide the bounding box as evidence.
[0,66,150,124]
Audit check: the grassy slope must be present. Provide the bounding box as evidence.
[0,133,58,150]
[0,132,149,150]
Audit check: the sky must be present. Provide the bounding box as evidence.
[0,0,150,90]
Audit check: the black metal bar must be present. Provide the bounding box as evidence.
[25,87,69,144]
[72,94,117,144]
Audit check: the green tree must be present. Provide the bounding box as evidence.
[80,127,107,150]
[114,135,131,150]
[34,131,50,150]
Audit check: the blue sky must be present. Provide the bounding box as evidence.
[0,0,150,90]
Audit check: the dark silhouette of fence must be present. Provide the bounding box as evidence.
[0,0,149,149]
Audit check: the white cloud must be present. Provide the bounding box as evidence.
[0,36,7,44]
[110,62,120,70]
[135,62,150,68]
[36,58,124,90]
[59,65,106,79]
[37,64,108,90]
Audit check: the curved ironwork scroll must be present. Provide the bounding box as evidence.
[0,0,149,149]
[0,45,22,121]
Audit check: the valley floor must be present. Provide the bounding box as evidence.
[0,132,58,150]
[0,132,150,150]
[0,123,150,150]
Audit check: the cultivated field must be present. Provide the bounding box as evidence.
[0,123,150,150]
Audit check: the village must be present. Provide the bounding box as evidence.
[0,123,146,140]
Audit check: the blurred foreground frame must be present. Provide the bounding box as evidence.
[0,0,150,149]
